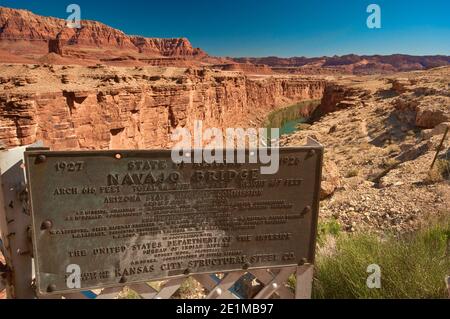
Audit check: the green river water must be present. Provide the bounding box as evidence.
[265,99,321,136]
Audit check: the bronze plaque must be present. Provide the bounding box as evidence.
[25,145,323,295]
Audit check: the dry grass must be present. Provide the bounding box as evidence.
[346,168,359,178]
[311,216,450,299]
[426,159,450,183]
[385,144,401,155]
[380,157,400,169]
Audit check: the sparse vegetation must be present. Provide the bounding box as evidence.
[317,219,341,246]
[385,144,401,155]
[172,277,206,299]
[119,287,142,299]
[297,123,312,130]
[310,216,450,299]
[346,169,359,178]
[380,157,400,169]
[426,159,450,183]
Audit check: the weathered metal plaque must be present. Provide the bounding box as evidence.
[25,144,323,295]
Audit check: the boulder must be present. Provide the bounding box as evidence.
[320,160,341,199]
[388,78,411,94]
[394,95,450,129]
[423,122,450,139]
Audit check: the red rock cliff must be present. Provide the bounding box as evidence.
[0,65,325,150]
[0,7,205,58]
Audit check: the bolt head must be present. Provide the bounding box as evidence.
[36,155,47,164]
[47,284,56,293]
[40,220,53,230]
[299,258,308,266]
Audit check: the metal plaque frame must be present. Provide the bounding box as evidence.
[25,141,323,296]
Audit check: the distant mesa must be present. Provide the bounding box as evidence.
[232,55,450,75]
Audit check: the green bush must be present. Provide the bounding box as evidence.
[312,217,450,299]
[317,219,341,246]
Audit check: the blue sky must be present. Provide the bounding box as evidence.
[1,0,449,57]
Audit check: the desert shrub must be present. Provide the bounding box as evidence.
[317,219,341,246]
[119,287,142,299]
[380,157,400,169]
[426,159,450,183]
[172,277,206,299]
[346,169,359,178]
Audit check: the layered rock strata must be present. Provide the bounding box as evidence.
[0,64,325,150]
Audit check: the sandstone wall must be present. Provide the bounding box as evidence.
[0,67,325,150]
[311,83,370,120]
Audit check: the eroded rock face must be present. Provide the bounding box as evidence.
[311,83,370,119]
[0,7,206,58]
[393,87,449,129]
[214,63,273,75]
[423,122,450,139]
[0,65,326,150]
[388,78,412,94]
[48,38,63,55]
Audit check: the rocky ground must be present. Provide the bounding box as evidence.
[0,64,448,298]
[282,66,450,233]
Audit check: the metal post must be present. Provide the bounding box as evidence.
[295,264,314,299]
[0,143,43,299]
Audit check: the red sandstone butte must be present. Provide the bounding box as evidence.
[0,6,210,67]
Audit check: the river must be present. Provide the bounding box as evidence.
[264,99,321,136]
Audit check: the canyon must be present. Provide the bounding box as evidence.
[0,64,325,150]
[0,6,449,237]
